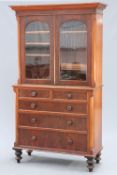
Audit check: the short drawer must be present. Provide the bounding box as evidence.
[19,113,87,131]
[19,89,50,98]
[53,90,87,100]
[18,129,87,152]
[19,101,87,114]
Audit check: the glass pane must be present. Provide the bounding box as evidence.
[25,21,50,79]
[60,21,87,81]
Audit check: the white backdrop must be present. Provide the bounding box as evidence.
[0,0,116,174]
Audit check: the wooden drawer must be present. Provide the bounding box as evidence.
[19,113,87,131]
[18,129,87,152]
[53,90,87,100]
[19,89,50,98]
[19,101,87,114]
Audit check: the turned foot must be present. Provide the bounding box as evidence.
[27,150,33,156]
[14,149,22,163]
[95,152,101,164]
[86,157,94,172]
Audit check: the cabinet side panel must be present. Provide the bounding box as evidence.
[16,16,22,83]
[94,87,102,153]
[92,14,103,86]
[13,87,19,146]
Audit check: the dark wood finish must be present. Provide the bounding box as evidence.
[11,2,106,172]
[86,157,94,172]
[95,152,101,163]
[13,148,22,163]
[27,150,33,156]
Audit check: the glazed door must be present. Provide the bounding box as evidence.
[21,16,54,84]
[55,15,92,86]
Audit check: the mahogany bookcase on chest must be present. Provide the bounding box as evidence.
[10,2,106,172]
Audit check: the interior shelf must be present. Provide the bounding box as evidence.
[61,31,87,34]
[61,63,86,71]
[26,42,50,46]
[60,47,87,51]
[26,53,50,57]
[25,31,87,34]
[26,31,50,34]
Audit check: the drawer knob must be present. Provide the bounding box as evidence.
[67,93,72,99]
[31,117,37,124]
[30,103,37,109]
[67,138,73,145]
[66,105,72,111]
[67,120,73,126]
[31,91,37,97]
[31,136,37,141]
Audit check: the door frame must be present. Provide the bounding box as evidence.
[20,15,54,84]
[55,14,92,86]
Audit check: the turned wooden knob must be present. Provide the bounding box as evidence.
[67,120,73,126]
[66,105,72,111]
[67,93,72,99]
[67,138,73,145]
[31,117,37,124]
[31,136,37,141]
[31,91,37,97]
[30,103,37,109]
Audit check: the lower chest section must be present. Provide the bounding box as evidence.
[15,87,92,154]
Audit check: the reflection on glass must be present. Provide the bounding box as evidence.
[25,21,50,79]
[60,21,87,81]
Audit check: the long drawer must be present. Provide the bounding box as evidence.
[19,100,87,114]
[19,113,87,131]
[18,129,87,152]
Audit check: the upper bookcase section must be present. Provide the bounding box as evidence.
[10,2,106,15]
[10,2,106,86]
